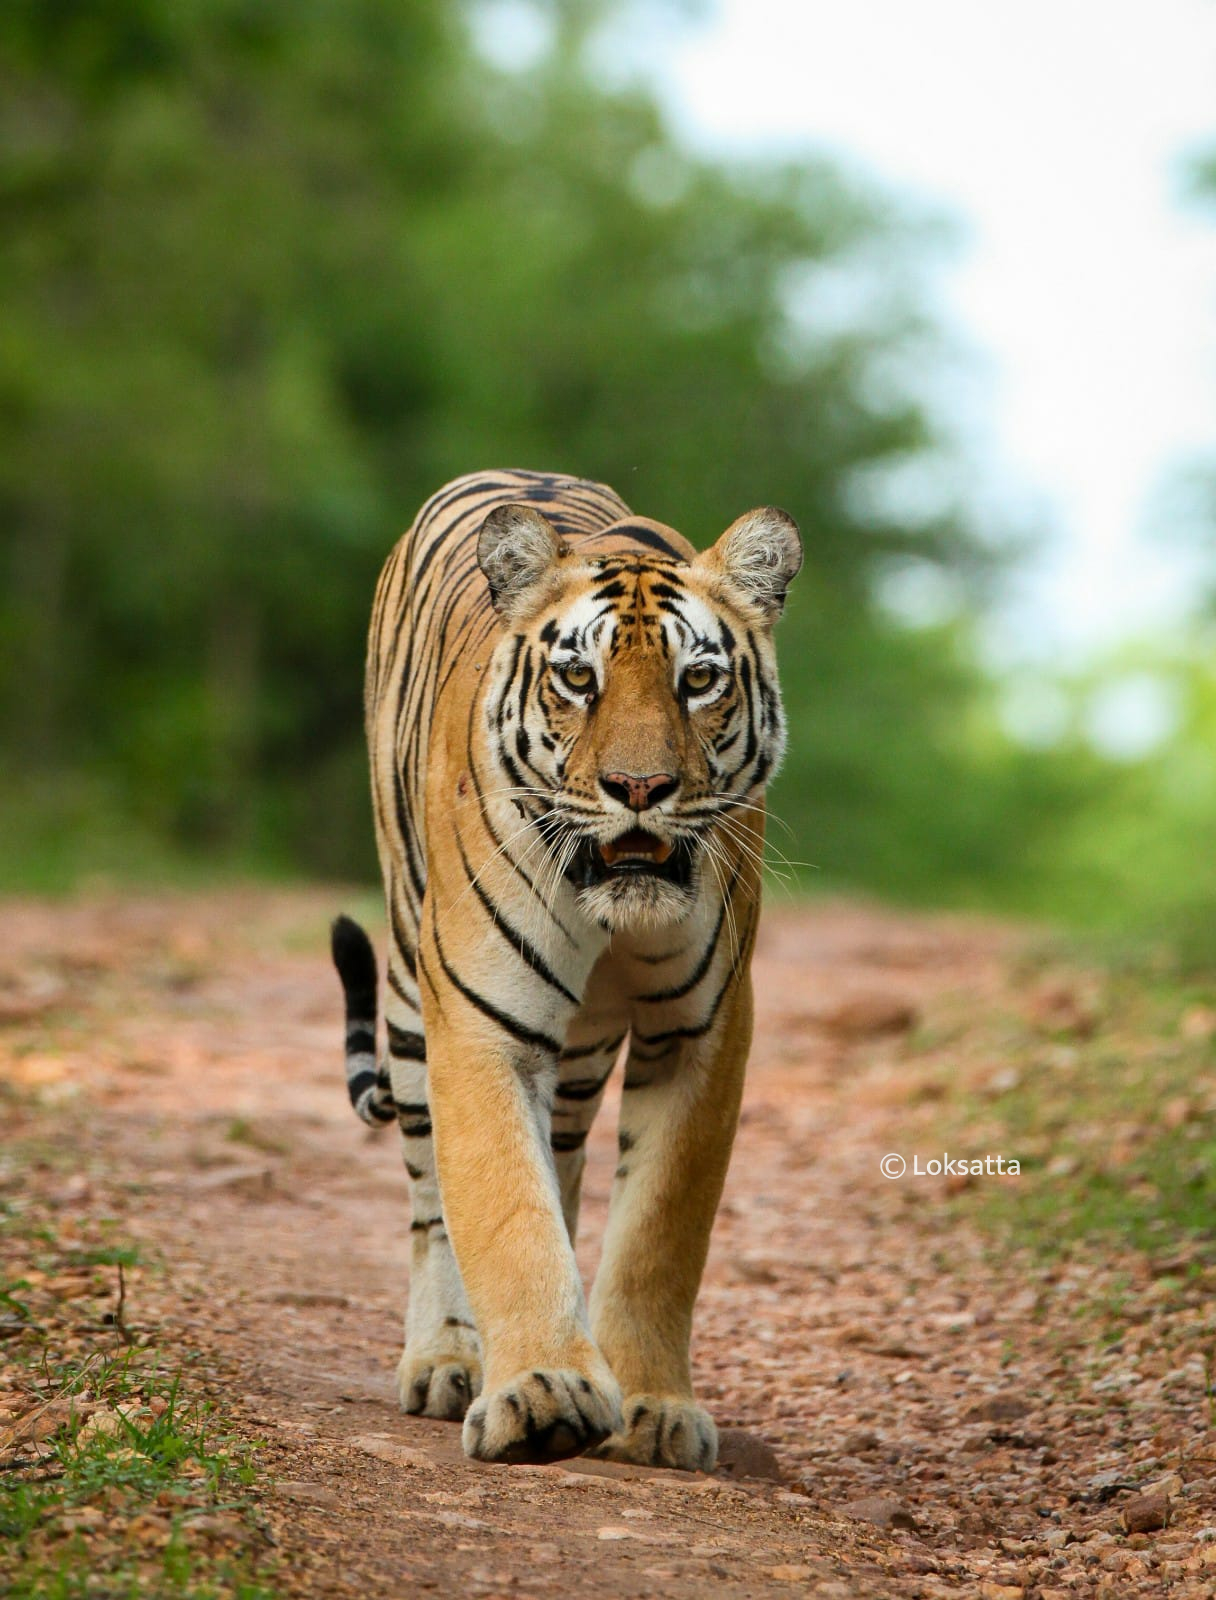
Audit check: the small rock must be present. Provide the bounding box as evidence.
[769,1566,814,1582]
[842,1494,920,1532]
[1087,1469,1136,1499]
[841,1428,880,1455]
[868,1340,925,1360]
[715,1428,783,1481]
[1141,1471,1183,1498]
[349,1434,432,1470]
[78,1406,127,1442]
[1121,1490,1171,1534]
[966,1394,1031,1424]
[1043,1528,1073,1551]
[275,1480,342,1508]
[186,1163,276,1196]
[902,1553,939,1574]
[820,993,918,1039]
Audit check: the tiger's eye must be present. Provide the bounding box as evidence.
[683,664,717,695]
[560,662,594,692]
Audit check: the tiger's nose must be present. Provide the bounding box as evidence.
[599,771,679,811]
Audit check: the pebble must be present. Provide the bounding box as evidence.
[715,1427,784,1481]
[349,1434,432,1470]
[841,1428,881,1454]
[273,1479,342,1508]
[1140,1471,1183,1498]
[819,993,918,1039]
[966,1395,1031,1424]
[1120,1490,1171,1534]
[841,1495,920,1532]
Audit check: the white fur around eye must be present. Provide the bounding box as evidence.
[676,654,730,706]
[549,653,597,704]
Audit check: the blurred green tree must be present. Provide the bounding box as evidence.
[0,0,1027,893]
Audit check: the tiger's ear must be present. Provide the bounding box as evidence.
[477,504,568,617]
[703,507,802,619]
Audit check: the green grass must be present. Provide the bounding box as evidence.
[940,951,1216,1261]
[1,1201,277,1600]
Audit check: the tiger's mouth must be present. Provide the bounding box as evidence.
[567,830,695,890]
[600,828,673,868]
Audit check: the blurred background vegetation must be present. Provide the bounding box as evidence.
[1,0,1213,955]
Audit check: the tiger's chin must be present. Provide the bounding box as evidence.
[578,872,698,934]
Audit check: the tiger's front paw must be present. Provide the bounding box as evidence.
[397,1334,482,1421]
[462,1366,623,1464]
[593,1394,717,1472]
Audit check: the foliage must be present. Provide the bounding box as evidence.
[0,0,1033,896]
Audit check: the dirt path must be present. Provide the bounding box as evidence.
[5,890,1216,1597]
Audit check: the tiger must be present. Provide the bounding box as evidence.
[332,468,801,1472]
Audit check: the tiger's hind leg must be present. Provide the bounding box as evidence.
[385,985,482,1420]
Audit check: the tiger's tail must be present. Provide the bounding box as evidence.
[330,915,396,1127]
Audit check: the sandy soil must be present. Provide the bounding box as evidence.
[4,889,1216,1598]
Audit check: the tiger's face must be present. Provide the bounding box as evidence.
[478,504,802,934]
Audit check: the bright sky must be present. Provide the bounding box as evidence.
[625,0,1216,663]
[474,0,1216,665]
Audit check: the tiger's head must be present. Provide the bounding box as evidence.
[477,503,802,933]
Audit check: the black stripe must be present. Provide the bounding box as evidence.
[455,830,581,1005]
[387,1022,427,1060]
[632,906,757,1048]
[555,1073,611,1101]
[561,1033,625,1061]
[430,906,564,1057]
[347,1069,378,1103]
[612,523,686,559]
[345,1024,376,1053]
[552,1129,589,1152]
[636,855,743,1003]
